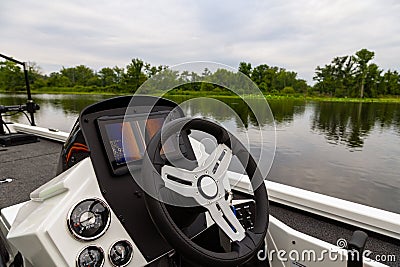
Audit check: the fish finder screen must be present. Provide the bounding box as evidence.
[105,117,164,165]
[98,112,177,174]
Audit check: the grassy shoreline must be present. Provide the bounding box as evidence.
[1,89,400,103]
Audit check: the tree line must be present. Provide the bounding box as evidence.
[0,58,309,95]
[313,49,400,98]
[0,48,399,98]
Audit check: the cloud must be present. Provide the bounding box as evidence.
[1,0,399,83]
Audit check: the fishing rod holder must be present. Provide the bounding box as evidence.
[0,103,40,114]
[0,103,40,146]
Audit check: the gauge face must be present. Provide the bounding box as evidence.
[76,246,105,267]
[68,198,111,241]
[109,240,133,267]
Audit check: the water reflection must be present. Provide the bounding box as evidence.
[169,96,275,128]
[311,102,400,149]
[267,99,306,125]
[170,97,307,128]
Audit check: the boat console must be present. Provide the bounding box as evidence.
[76,96,206,265]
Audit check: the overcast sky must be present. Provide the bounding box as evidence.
[1,0,399,83]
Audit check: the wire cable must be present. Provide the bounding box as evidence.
[21,111,32,125]
[0,115,11,134]
[3,123,11,134]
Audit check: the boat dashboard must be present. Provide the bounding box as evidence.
[77,96,194,264]
[66,96,259,266]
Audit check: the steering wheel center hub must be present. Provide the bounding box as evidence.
[197,175,218,199]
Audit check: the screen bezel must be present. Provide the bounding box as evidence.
[97,111,183,176]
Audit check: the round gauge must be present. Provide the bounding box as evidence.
[109,240,133,267]
[76,245,105,267]
[68,198,111,241]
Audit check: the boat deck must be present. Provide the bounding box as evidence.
[0,139,399,266]
[0,138,61,209]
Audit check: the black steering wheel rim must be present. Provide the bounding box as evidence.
[141,117,269,266]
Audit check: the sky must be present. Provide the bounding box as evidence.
[1,0,399,83]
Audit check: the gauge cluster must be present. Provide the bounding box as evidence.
[76,246,105,267]
[68,198,134,266]
[68,198,111,241]
[7,155,147,266]
[109,240,134,267]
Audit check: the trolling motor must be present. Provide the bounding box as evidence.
[0,53,40,146]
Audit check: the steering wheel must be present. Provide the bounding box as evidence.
[141,117,269,266]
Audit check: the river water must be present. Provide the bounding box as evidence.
[1,93,399,214]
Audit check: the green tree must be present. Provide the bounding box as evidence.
[60,65,96,86]
[238,62,252,77]
[202,68,212,77]
[47,72,71,87]
[144,63,165,78]
[26,62,46,89]
[313,50,383,98]
[354,49,375,98]
[379,70,400,96]
[314,55,358,97]
[294,79,309,94]
[0,61,25,91]
[200,82,215,91]
[113,66,125,85]
[363,63,382,97]
[124,58,147,92]
[98,67,117,87]
[273,69,298,91]
[251,64,269,86]
[281,86,295,95]
[251,64,278,92]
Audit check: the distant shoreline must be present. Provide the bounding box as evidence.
[1,89,399,103]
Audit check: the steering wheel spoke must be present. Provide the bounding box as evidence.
[200,144,232,180]
[161,165,197,197]
[207,199,246,242]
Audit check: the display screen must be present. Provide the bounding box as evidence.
[97,112,178,175]
[104,117,164,165]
